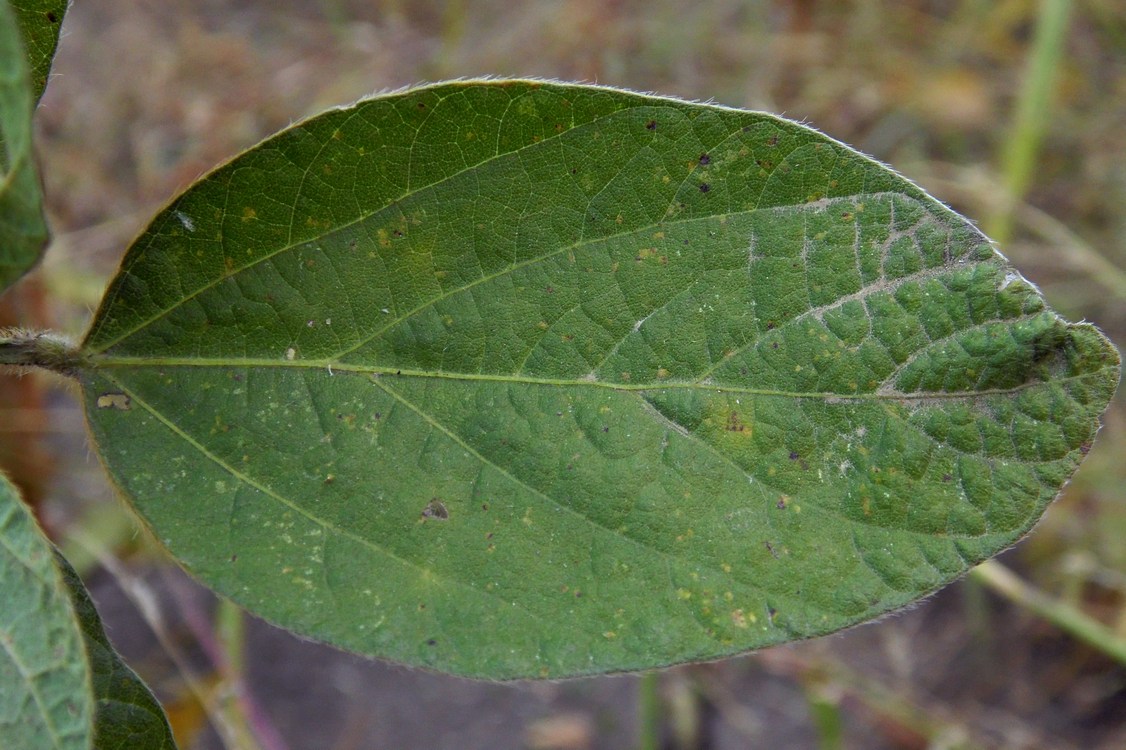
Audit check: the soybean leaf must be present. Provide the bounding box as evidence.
[0,0,49,291]
[0,473,91,749]
[79,81,1119,679]
[11,0,67,103]
[55,553,178,750]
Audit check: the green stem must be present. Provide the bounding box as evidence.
[213,600,271,750]
[970,560,1126,665]
[988,0,1073,244]
[637,671,661,750]
[803,678,844,750]
[0,328,84,374]
[216,599,245,678]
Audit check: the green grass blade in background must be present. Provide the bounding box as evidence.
[78,81,1120,679]
[10,0,67,103]
[988,0,1073,245]
[0,473,92,750]
[0,0,49,291]
[55,553,179,750]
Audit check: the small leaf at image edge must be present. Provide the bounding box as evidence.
[0,473,92,749]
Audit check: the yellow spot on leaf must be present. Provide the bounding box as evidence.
[96,393,131,410]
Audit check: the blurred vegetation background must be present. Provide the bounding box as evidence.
[3,0,1124,748]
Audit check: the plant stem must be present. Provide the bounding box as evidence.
[970,559,1126,665]
[0,328,84,374]
[637,671,661,750]
[987,0,1073,245]
[802,677,844,750]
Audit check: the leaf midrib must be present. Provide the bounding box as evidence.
[86,356,1098,401]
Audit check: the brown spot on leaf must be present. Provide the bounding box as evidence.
[726,412,750,433]
[421,499,449,521]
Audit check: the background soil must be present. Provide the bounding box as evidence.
[6,1,1126,748]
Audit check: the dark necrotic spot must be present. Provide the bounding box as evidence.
[699,153,711,165]
[421,499,449,520]
[645,120,657,130]
[699,183,710,193]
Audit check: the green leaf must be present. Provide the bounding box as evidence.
[55,553,178,750]
[78,81,1120,679]
[0,0,49,291]
[0,473,92,749]
[10,0,67,103]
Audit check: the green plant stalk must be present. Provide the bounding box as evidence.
[216,599,245,679]
[0,328,83,374]
[637,671,661,750]
[970,559,1126,665]
[803,680,843,750]
[756,650,981,750]
[212,600,276,750]
[988,0,1073,244]
[667,670,702,750]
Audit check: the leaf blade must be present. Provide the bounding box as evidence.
[80,81,1119,678]
[10,0,67,103]
[54,553,178,750]
[0,0,49,291]
[0,473,92,749]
